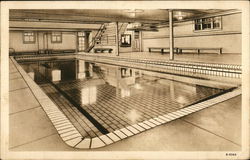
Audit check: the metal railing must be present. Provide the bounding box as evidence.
[95,22,128,47]
[85,23,106,52]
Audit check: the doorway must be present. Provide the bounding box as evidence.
[133,31,140,52]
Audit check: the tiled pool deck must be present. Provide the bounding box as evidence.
[97,52,242,65]
[9,55,242,150]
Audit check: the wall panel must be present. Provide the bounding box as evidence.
[142,13,242,54]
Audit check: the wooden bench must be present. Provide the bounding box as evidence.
[94,48,113,53]
[51,49,76,54]
[62,49,76,53]
[148,47,179,54]
[177,47,222,54]
[14,51,38,55]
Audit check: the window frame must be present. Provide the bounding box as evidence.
[23,31,36,44]
[193,16,222,32]
[120,34,131,47]
[77,31,85,52]
[51,32,62,43]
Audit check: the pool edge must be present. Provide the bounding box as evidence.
[10,56,242,149]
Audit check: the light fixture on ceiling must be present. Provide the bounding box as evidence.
[174,11,186,21]
[24,18,40,22]
[126,22,142,31]
[124,9,144,18]
[132,22,141,28]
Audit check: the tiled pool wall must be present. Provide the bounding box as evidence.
[75,54,242,79]
[11,55,242,149]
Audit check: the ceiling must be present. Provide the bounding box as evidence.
[10,9,237,24]
[9,9,240,31]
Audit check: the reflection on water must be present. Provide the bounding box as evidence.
[81,86,97,105]
[20,59,224,126]
[134,83,143,90]
[121,88,131,98]
[51,70,61,82]
[176,96,188,107]
[126,109,142,123]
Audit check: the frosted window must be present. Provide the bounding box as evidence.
[23,31,35,43]
[51,32,62,43]
[78,32,85,51]
[194,16,221,31]
[120,34,131,47]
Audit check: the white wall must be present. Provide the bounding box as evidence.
[142,13,242,54]
[9,31,77,52]
[48,32,76,50]
[9,31,38,52]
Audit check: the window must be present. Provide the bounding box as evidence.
[78,32,85,51]
[120,34,131,47]
[213,17,222,29]
[51,32,62,43]
[23,32,35,43]
[194,16,222,31]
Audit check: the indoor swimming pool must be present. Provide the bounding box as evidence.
[18,59,233,139]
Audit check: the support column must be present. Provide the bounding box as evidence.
[84,31,90,51]
[139,31,143,52]
[77,60,86,79]
[169,10,174,60]
[75,32,78,52]
[115,22,120,56]
[88,63,93,77]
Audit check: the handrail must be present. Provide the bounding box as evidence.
[89,23,128,48]
[119,23,128,33]
[119,23,124,32]
[85,23,106,52]
[118,23,128,44]
[93,23,106,42]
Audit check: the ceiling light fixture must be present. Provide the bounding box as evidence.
[124,9,144,18]
[24,18,40,22]
[174,11,186,21]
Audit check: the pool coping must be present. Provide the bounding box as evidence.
[10,56,242,149]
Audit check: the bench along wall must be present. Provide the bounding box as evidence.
[142,13,241,54]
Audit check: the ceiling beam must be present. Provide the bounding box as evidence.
[10,11,167,24]
[9,27,96,32]
[9,21,101,32]
[9,18,107,24]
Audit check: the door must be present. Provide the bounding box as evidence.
[43,33,48,50]
[133,31,140,52]
[37,32,44,51]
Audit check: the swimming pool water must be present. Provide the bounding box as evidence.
[20,59,227,138]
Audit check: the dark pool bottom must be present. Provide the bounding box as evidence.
[20,59,229,138]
